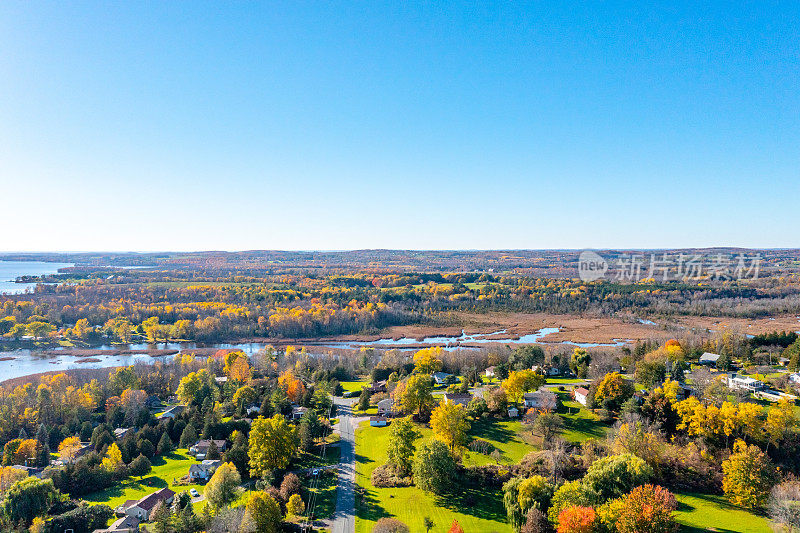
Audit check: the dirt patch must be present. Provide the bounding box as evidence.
[75,357,102,363]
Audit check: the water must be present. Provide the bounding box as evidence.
[0,260,74,294]
[0,327,637,381]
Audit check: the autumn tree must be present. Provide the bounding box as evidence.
[372,518,410,533]
[769,480,800,533]
[413,347,443,375]
[616,484,677,533]
[58,436,82,464]
[722,439,777,509]
[593,372,634,412]
[286,493,305,516]
[398,374,435,417]
[101,443,124,473]
[224,351,252,384]
[447,520,465,533]
[2,477,59,525]
[569,349,591,378]
[205,462,241,509]
[502,370,546,405]
[248,414,298,479]
[430,401,470,452]
[517,475,554,514]
[243,490,282,533]
[278,371,306,403]
[557,506,596,533]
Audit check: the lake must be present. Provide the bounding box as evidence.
[0,260,74,294]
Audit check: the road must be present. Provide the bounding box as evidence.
[330,396,362,533]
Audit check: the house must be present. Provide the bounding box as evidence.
[189,439,226,460]
[522,390,559,412]
[118,487,175,521]
[114,427,134,440]
[699,352,722,365]
[432,372,455,385]
[370,416,388,427]
[246,405,261,416]
[188,459,222,481]
[442,392,473,407]
[789,372,800,385]
[573,387,590,407]
[160,405,185,419]
[485,366,496,378]
[291,406,308,420]
[74,442,95,460]
[367,380,388,394]
[507,406,519,418]
[376,398,395,416]
[755,389,799,403]
[724,374,765,392]
[145,395,163,410]
[214,376,228,385]
[93,515,140,532]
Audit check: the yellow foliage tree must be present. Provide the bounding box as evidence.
[502,370,545,405]
[430,401,470,452]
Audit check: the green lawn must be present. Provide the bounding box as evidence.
[355,420,512,533]
[82,450,206,511]
[303,469,338,519]
[340,379,369,394]
[674,492,772,533]
[545,378,586,385]
[555,392,609,443]
[463,417,535,466]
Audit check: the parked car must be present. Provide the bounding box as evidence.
[190,489,200,498]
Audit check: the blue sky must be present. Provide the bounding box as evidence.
[1,2,797,251]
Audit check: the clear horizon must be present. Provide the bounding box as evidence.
[2,3,798,252]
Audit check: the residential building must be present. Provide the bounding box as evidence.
[160,405,185,419]
[189,439,226,460]
[114,427,134,440]
[432,372,454,385]
[188,459,222,481]
[369,416,388,427]
[523,390,559,412]
[93,515,140,532]
[573,387,590,407]
[376,398,395,416]
[485,366,496,378]
[291,406,308,420]
[699,352,722,365]
[442,392,473,407]
[117,488,175,521]
[507,406,519,418]
[724,374,765,392]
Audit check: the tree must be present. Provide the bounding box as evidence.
[129,454,152,479]
[413,347,443,375]
[179,423,198,448]
[616,484,677,533]
[0,466,29,493]
[593,372,634,412]
[502,370,546,405]
[557,506,596,533]
[358,389,371,412]
[280,472,301,501]
[58,436,82,463]
[582,453,653,501]
[243,491,282,533]
[635,360,666,389]
[2,477,59,525]
[722,439,777,509]
[248,414,298,478]
[447,520,465,533]
[570,349,591,378]
[205,462,241,509]
[157,433,173,456]
[206,440,221,460]
[372,517,410,533]
[517,475,554,513]
[764,399,796,452]
[286,493,305,516]
[769,480,800,533]
[423,516,434,533]
[412,439,456,495]
[548,480,596,525]
[386,416,420,475]
[225,353,252,384]
[101,443,124,473]
[430,401,470,452]
[398,374,435,417]
[278,371,306,403]
[530,412,564,443]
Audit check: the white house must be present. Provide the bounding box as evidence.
[485,366,496,378]
[522,390,558,412]
[188,459,222,481]
[376,398,395,416]
[573,387,590,407]
[724,374,765,392]
[118,488,175,521]
[189,439,226,460]
[507,406,519,418]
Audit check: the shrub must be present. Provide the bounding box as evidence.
[372,517,410,533]
[468,439,495,455]
[557,505,596,533]
[370,463,413,488]
[616,484,677,533]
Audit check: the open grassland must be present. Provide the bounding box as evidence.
[82,450,205,511]
[339,379,369,394]
[355,420,513,533]
[464,417,534,466]
[674,492,772,533]
[554,391,610,443]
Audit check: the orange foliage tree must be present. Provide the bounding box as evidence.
[557,506,596,533]
[616,484,677,533]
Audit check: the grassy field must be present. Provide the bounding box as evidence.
[554,392,609,443]
[83,450,206,510]
[354,420,512,533]
[674,492,772,533]
[464,417,534,466]
[340,379,368,394]
[303,469,338,520]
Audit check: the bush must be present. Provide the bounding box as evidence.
[468,439,495,455]
[616,484,677,533]
[372,517,410,533]
[370,463,413,488]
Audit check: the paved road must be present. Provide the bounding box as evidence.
[330,396,361,533]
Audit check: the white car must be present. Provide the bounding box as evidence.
[190,489,200,498]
